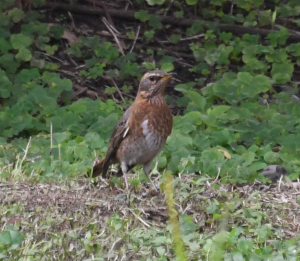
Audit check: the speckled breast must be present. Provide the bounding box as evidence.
[117,100,173,166]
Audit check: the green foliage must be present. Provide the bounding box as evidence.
[213,72,271,104]
[0,225,24,257]
[186,0,198,5]
[160,62,174,72]
[146,0,165,5]
[134,10,150,22]
[1,0,300,258]
[0,0,299,184]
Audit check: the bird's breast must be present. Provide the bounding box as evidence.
[117,100,173,166]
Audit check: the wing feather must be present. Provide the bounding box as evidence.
[102,106,132,176]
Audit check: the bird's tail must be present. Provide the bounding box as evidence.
[90,157,106,178]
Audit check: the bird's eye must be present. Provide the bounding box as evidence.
[149,76,155,82]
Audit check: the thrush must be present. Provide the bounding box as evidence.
[91,70,173,190]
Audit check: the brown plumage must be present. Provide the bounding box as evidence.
[91,70,173,190]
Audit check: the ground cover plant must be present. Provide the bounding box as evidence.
[0,0,300,260]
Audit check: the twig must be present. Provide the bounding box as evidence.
[39,52,68,65]
[211,167,221,185]
[44,3,300,42]
[67,11,76,30]
[107,238,122,260]
[21,137,32,166]
[96,30,134,39]
[68,56,79,67]
[129,25,140,53]
[76,87,88,96]
[126,0,133,6]
[81,0,120,8]
[128,209,151,227]
[180,33,204,41]
[274,24,300,36]
[164,0,174,16]
[75,64,85,70]
[110,78,125,103]
[230,0,235,15]
[278,175,283,192]
[102,17,125,56]
[103,17,121,34]
[124,3,129,11]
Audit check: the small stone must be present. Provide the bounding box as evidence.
[261,165,288,183]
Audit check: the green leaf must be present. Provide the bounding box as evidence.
[0,69,12,87]
[15,47,32,61]
[94,42,119,62]
[135,10,151,22]
[9,230,24,245]
[237,72,253,84]
[175,82,196,93]
[142,62,156,70]
[52,132,70,144]
[173,111,202,133]
[0,88,10,98]
[186,0,198,5]
[0,38,12,54]
[49,25,65,39]
[149,15,162,29]
[10,33,33,49]
[206,203,220,214]
[146,0,165,5]
[185,90,206,111]
[45,45,58,55]
[16,68,41,84]
[209,105,231,115]
[160,63,174,72]
[180,214,196,235]
[187,21,204,36]
[236,0,251,10]
[219,32,232,42]
[213,73,271,104]
[175,11,184,18]
[170,34,181,43]
[167,130,193,152]
[264,151,280,164]
[144,30,155,39]
[8,8,25,23]
[265,49,287,63]
[253,0,263,7]
[211,0,224,6]
[0,231,11,245]
[271,62,294,84]
[232,252,244,261]
[156,246,165,256]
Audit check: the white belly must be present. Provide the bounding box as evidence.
[121,119,165,166]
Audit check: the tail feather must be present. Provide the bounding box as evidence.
[91,157,105,178]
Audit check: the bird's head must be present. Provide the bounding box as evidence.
[138,70,173,100]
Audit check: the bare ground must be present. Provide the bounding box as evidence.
[1,177,300,239]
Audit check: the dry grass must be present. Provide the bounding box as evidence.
[1,176,300,260]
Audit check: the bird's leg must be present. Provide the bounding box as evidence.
[143,161,158,191]
[121,162,129,190]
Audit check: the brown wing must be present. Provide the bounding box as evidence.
[102,106,132,176]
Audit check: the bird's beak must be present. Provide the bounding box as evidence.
[161,74,173,82]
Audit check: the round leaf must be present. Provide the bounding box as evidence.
[15,47,32,61]
[160,63,174,72]
[186,0,198,5]
[10,33,33,49]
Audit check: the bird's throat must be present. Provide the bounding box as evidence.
[138,91,165,106]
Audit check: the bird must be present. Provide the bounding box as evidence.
[90,70,174,190]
